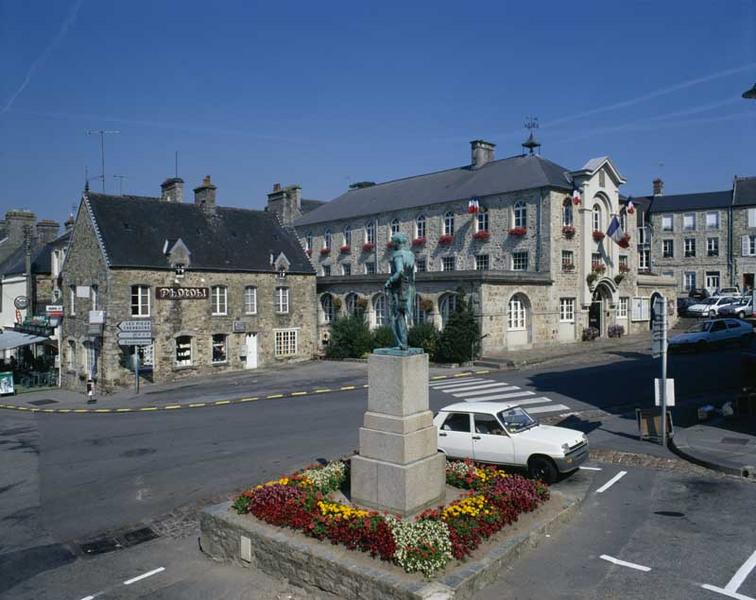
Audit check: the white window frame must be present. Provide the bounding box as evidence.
[662,214,673,232]
[617,297,629,319]
[373,294,388,327]
[69,286,76,316]
[639,249,649,270]
[561,250,574,269]
[684,238,696,258]
[512,252,528,271]
[662,239,674,258]
[305,233,312,252]
[321,294,335,323]
[323,230,332,250]
[443,211,455,236]
[175,336,193,367]
[684,271,697,292]
[705,271,720,292]
[365,221,376,245]
[211,285,228,316]
[244,286,257,315]
[706,212,720,230]
[562,201,573,227]
[476,208,489,232]
[364,262,376,275]
[508,297,526,331]
[342,263,351,276]
[683,213,695,231]
[211,333,228,364]
[559,298,575,322]
[475,254,489,271]
[274,329,298,357]
[390,219,400,235]
[707,237,719,256]
[592,204,602,232]
[440,294,458,327]
[275,287,290,314]
[343,225,352,247]
[415,256,427,272]
[131,285,150,317]
[513,201,526,229]
[442,256,455,272]
[415,215,426,239]
[749,208,756,228]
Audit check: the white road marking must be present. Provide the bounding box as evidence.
[579,466,603,471]
[452,385,519,397]
[595,471,627,494]
[430,378,487,388]
[123,567,166,585]
[500,397,553,407]
[701,550,756,599]
[701,584,756,600]
[461,390,536,402]
[600,554,651,572]
[433,380,495,391]
[79,596,97,600]
[524,403,571,414]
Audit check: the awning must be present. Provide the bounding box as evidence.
[0,330,50,351]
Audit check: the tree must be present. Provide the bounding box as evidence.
[408,323,441,361]
[326,313,373,359]
[372,325,395,349]
[436,290,479,363]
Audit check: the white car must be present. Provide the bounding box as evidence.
[686,296,740,318]
[434,402,588,483]
[668,318,754,351]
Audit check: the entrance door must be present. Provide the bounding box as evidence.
[245,333,258,369]
[589,300,602,334]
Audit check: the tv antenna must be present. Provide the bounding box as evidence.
[86,129,120,192]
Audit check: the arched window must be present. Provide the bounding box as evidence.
[592,204,602,232]
[324,229,332,250]
[620,211,627,231]
[513,200,526,229]
[345,292,359,316]
[562,199,573,227]
[305,233,313,252]
[476,207,489,232]
[508,295,528,331]
[414,295,430,325]
[443,211,455,236]
[415,215,426,239]
[373,294,388,327]
[365,221,375,245]
[343,225,352,247]
[321,294,335,323]
[440,293,458,328]
[390,219,400,235]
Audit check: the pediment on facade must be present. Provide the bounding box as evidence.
[571,157,626,186]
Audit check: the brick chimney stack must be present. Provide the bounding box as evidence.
[653,178,664,196]
[266,183,302,226]
[470,140,496,169]
[194,175,217,214]
[0,209,36,264]
[36,219,60,244]
[161,177,184,203]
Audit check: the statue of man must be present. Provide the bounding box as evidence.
[384,233,415,350]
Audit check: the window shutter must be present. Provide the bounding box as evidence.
[743,235,751,256]
[749,208,756,228]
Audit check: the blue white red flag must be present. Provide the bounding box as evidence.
[571,181,581,205]
[606,216,624,245]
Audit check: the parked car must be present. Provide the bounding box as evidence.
[686,296,740,318]
[433,402,588,483]
[719,297,754,319]
[688,288,710,300]
[668,318,754,351]
[716,287,740,296]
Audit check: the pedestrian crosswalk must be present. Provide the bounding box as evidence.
[429,376,572,416]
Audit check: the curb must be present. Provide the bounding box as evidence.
[0,369,492,415]
[669,431,749,478]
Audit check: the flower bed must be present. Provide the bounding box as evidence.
[233,458,548,578]
[438,234,454,246]
[508,226,527,236]
[617,233,631,249]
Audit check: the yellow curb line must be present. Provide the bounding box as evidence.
[139,407,158,412]
[340,385,356,390]
[164,405,182,410]
[94,409,112,413]
[73,409,89,413]
[214,400,231,405]
[116,408,133,412]
[290,391,308,396]
[189,402,207,408]
[266,394,284,399]
[239,397,258,403]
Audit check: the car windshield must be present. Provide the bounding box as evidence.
[701,298,717,305]
[687,322,711,333]
[497,407,536,433]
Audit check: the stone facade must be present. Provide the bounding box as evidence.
[733,205,756,291]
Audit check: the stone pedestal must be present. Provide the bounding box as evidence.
[350,352,445,516]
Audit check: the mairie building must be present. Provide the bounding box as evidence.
[267,139,676,356]
[61,176,317,392]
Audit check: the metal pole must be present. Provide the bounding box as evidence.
[661,297,668,447]
[100,132,105,192]
[133,347,140,393]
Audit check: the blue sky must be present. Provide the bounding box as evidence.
[1,0,755,223]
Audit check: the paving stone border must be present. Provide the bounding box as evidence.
[199,483,589,600]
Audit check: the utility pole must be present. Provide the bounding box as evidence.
[86,130,120,192]
[23,225,33,312]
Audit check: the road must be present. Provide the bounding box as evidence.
[1,338,753,599]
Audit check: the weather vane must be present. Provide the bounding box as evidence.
[522,117,541,155]
[525,116,539,132]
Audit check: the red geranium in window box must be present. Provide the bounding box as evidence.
[509,227,527,236]
[362,242,375,252]
[619,263,631,273]
[472,230,491,241]
[562,225,576,238]
[591,263,606,273]
[617,233,631,249]
[592,231,605,242]
[340,244,351,254]
[385,241,395,250]
[320,247,331,255]
[438,234,454,246]
[562,262,575,272]
[411,237,426,247]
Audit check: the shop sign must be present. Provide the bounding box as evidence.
[233,321,247,333]
[0,372,14,396]
[13,296,28,310]
[155,287,209,300]
[45,305,64,317]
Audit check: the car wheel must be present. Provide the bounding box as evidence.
[709,310,717,318]
[527,456,558,484]
[738,311,745,319]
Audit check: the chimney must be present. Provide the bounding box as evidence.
[194,175,217,213]
[0,209,36,264]
[470,140,496,169]
[266,183,302,226]
[64,215,75,233]
[653,178,664,196]
[161,177,184,203]
[36,219,60,244]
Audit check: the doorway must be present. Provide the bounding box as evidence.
[245,333,258,369]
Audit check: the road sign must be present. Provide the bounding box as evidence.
[654,378,675,407]
[651,296,667,358]
[118,320,152,332]
[45,304,64,317]
[117,330,152,340]
[117,336,152,347]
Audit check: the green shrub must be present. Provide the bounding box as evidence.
[436,292,479,363]
[408,323,441,360]
[372,326,395,349]
[326,314,373,359]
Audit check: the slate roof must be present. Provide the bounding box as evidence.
[734,177,756,207]
[0,241,52,277]
[647,190,732,213]
[85,193,314,274]
[301,199,325,214]
[294,154,573,227]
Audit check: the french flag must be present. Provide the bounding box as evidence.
[571,181,581,205]
[467,197,480,214]
[606,216,625,245]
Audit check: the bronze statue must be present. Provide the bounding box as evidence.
[384,233,415,350]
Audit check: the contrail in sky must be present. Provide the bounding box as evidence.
[0,0,84,115]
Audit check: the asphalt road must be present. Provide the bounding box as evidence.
[1,340,753,599]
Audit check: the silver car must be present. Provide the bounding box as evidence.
[686,296,739,318]
[719,297,754,319]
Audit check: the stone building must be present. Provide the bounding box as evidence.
[628,175,756,297]
[61,176,317,392]
[272,140,675,356]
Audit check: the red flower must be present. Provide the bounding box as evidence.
[472,230,491,241]
[508,227,527,236]
[385,241,395,250]
[339,245,351,254]
[411,237,427,247]
[562,225,576,238]
[438,234,454,246]
[592,231,605,242]
[320,247,331,255]
[361,242,375,252]
[617,233,631,249]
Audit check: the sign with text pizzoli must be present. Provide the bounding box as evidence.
[155,287,209,300]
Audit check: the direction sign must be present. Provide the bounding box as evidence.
[117,330,152,340]
[118,320,152,332]
[651,296,667,358]
[117,337,152,347]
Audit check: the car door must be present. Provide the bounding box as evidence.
[726,320,748,342]
[472,413,516,465]
[708,320,727,343]
[438,412,473,459]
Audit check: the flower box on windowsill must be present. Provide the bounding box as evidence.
[562,263,575,272]
[562,225,576,239]
[385,241,395,250]
[472,230,491,241]
[618,264,631,274]
[361,242,375,252]
[591,264,606,274]
[592,231,605,242]
[618,234,631,249]
[320,247,331,256]
[339,245,351,254]
[438,234,454,246]
[508,227,527,236]
[411,237,427,247]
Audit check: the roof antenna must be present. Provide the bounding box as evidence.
[175,150,179,178]
[522,117,541,156]
[84,165,90,192]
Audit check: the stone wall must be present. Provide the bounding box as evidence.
[733,206,756,290]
